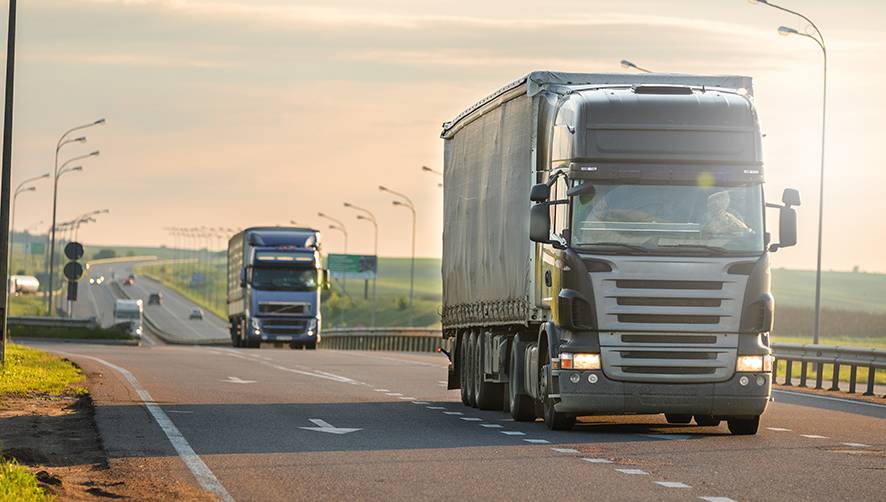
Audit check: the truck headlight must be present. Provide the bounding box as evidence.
[559,352,600,370]
[736,355,773,372]
[251,318,261,335]
[308,318,318,330]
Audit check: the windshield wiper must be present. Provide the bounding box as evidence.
[577,242,651,253]
[657,244,730,255]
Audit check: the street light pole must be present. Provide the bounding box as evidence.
[318,212,349,295]
[47,149,98,315]
[0,0,17,364]
[421,165,443,188]
[751,0,827,345]
[344,202,379,327]
[380,185,416,326]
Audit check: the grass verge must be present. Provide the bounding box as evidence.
[0,458,53,502]
[0,344,85,397]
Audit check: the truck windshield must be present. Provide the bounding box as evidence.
[570,182,764,255]
[115,310,141,320]
[252,267,318,291]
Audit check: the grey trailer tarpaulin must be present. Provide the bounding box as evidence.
[442,91,533,328]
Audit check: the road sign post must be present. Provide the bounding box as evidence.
[63,242,84,317]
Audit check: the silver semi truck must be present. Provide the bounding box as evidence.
[441,72,800,435]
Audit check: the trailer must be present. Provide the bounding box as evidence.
[441,71,801,434]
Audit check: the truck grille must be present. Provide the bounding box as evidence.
[259,318,307,335]
[258,302,309,316]
[601,344,736,383]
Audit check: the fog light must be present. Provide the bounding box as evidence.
[588,374,598,384]
[756,375,766,386]
[739,376,749,386]
[569,373,581,384]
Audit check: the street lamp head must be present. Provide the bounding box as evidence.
[317,212,326,217]
[421,166,432,172]
[69,166,84,172]
[39,172,50,179]
[392,200,402,207]
[343,202,352,208]
[378,185,388,192]
[778,25,799,36]
[94,118,107,125]
[748,0,768,4]
[73,136,87,143]
[89,150,100,157]
[22,187,36,193]
[356,215,367,220]
[620,59,636,69]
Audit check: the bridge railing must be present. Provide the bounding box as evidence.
[771,343,886,397]
[322,328,444,352]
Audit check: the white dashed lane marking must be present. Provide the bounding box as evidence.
[524,439,550,444]
[500,431,526,436]
[480,424,503,428]
[459,417,482,421]
[842,442,870,448]
[766,427,792,432]
[551,448,579,454]
[411,401,429,405]
[801,434,829,439]
[385,393,403,396]
[656,481,691,488]
[443,411,464,415]
[615,468,648,475]
[643,434,691,441]
[374,389,389,392]
[699,497,737,502]
[398,397,417,400]
[582,458,613,464]
[427,406,446,410]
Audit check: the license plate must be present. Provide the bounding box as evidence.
[274,336,293,341]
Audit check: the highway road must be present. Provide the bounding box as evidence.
[41,268,885,501]
[27,340,885,502]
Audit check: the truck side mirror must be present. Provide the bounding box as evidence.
[778,206,798,248]
[530,183,550,202]
[782,188,801,207]
[529,203,552,243]
[239,267,247,288]
[322,269,331,290]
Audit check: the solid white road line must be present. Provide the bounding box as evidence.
[615,468,648,475]
[61,352,233,502]
[773,389,886,409]
[656,481,691,488]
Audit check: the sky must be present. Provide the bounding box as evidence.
[3,0,886,272]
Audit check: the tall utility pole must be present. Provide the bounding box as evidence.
[0,0,17,365]
[344,202,379,327]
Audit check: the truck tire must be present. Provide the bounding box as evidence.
[459,334,471,406]
[694,415,721,427]
[727,416,760,435]
[508,340,535,421]
[466,332,478,407]
[540,361,575,430]
[474,333,504,411]
[665,414,692,425]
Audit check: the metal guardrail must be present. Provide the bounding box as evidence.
[8,316,97,329]
[772,343,886,397]
[322,328,444,352]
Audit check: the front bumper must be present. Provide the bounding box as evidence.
[555,370,770,417]
[246,317,321,344]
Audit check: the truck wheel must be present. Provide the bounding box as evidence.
[727,416,760,435]
[694,415,721,427]
[459,334,471,406]
[508,340,535,421]
[474,333,504,411]
[540,362,575,430]
[665,414,692,425]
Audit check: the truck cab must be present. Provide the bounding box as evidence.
[228,227,327,349]
[113,299,144,338]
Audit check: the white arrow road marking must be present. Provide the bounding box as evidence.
[299,419,362,435]
[222,376,256,384]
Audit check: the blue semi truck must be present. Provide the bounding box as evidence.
[227,227,327,349]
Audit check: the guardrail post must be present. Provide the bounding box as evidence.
[784,359,793,386]
[799,361,808,388]
[848,365,857,394]
[814,362,824,389]
[829,362,840,392]
[864,368,876,396]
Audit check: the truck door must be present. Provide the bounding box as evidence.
[538,174,569,309]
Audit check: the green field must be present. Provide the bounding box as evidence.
[772,268,886,313]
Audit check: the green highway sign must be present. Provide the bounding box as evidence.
[327,254,377,279]
[28,242,45,255]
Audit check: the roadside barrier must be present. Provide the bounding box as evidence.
[8,316,97,329]
[321,328,444,352]
[771,343,886,398]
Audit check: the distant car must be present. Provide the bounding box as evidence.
[189,308,204,320]
[89,278,95,285]
[148,293,163,305]
[96,276,105,285]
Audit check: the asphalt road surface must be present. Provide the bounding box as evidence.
[42,267,885,501]
[27,341,885,502]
